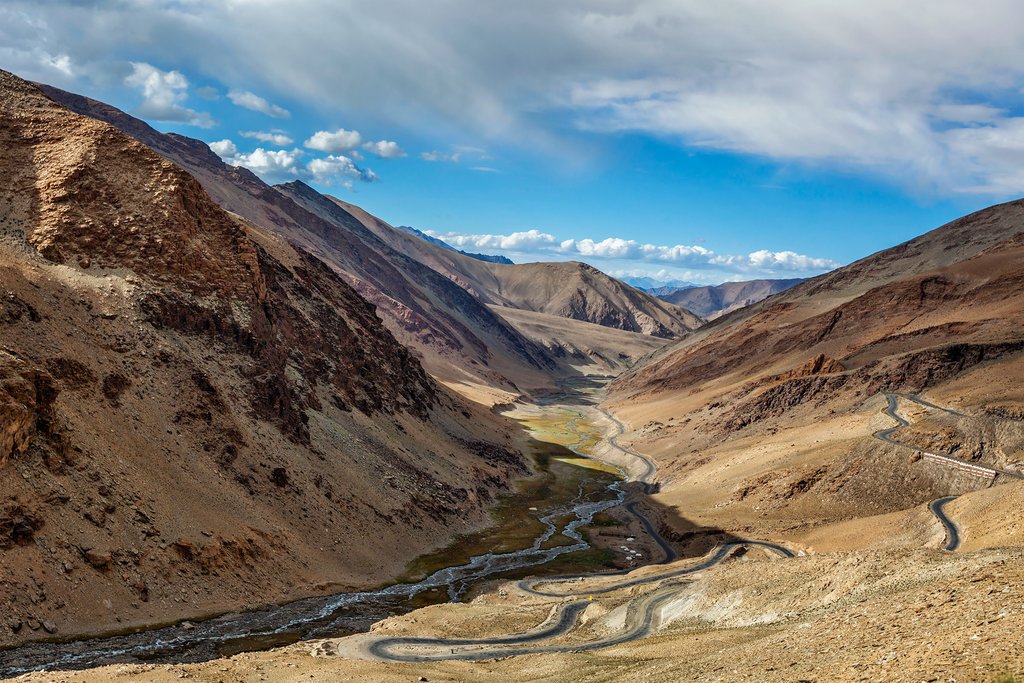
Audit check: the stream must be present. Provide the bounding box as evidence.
[0,395,626,677]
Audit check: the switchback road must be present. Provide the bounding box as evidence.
[366,405,792,662]
[875,393,963,551]
[929,496,961,551]
[368,541,792,662]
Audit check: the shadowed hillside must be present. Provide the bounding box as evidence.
[0,69,529,644]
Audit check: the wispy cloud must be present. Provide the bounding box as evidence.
[421,150,460,162]
[12,1,1024,194]
[124,62,213,127]
[227,88,290,118]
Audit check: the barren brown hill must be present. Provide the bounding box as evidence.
[0,69,528,644]
[487,306,671,375]
[326,197,703,338]
[35,84,557,396]
[607,199,1024,539]
[658,277,803,319]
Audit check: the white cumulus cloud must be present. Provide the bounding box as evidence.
[240,130,294,146]
[307,154,378,186]
[305,128,363,153]
[427,228,839,279]
[208,139,238,157]
[228,148,304,179]
[362,140,406,158]
[208,139,378,188]
[745,250,838,271]
[428,229,558,251]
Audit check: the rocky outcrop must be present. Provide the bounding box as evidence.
[748,354,846,392]
[0,500,43,549]
[725,374,849,431]
[0,354,57,467]
[867,341,1024,394]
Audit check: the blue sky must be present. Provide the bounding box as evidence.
[4,1,1023,284]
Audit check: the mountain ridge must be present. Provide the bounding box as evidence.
[0,68,528,644]
[656,278,804,319]
[394,225,514,264]
[323,195,703,338]
[35,82,560,395]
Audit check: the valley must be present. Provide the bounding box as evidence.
[15,379,1024,682]
[0,380,673,676]
[1,51,1024,683]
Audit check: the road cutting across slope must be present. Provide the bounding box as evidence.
[929,496,961,551]
[875,393,964,551]
[596,407,658,492]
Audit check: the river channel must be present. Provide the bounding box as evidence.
[0,389,628,677]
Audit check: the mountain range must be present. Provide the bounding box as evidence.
[2,64,1023,681]
[611,197,1024,530]
[0,68,704,643]
[0,69,541,641]
[655,278,804,319]
[37,81,701,397]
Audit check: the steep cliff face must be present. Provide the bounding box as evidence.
[0,69,526,644]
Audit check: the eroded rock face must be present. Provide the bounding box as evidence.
[0,501,43,549]
[725,374,849,432]
[776,354,845,382]
[0,354,57,467]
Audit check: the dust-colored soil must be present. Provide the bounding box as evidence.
[28,540,1023,683]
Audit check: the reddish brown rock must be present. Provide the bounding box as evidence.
[82,549,112,570]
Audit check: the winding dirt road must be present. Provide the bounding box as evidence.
[596,407,658,492]
[367,540,793,662]
[365,406,793,662]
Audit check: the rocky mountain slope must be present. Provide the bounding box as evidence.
[657,277,803,319]
[0,69,528,644]
[35,85,556,396]
[327,198,703,338]
[607,199,1024,535]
